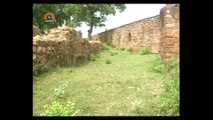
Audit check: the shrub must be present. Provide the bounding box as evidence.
[40,101,80,116]
[105,59,111,64]
[120,48,125,51]
[153,65,165,73]
[139,48,151,55]
[127,48,133,53]
[88,54,97,61]
[95,54,100,58]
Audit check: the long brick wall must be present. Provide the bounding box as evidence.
[92,15,161,53]
[92,4,179,63]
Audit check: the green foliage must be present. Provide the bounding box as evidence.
[54,84,67,98]
[139,48,151,55]
[33,4,126,37]
[88,53,100,61]
[157,66,179,116]
[152,57,166,74]
[166,57,179,72]
[105,59,111,64]
[64,4,126,38]
[105,42,115,48]
[127,48,133,53]
[152,56,179,75]
[40,101,80,116]
[88,54,97,61]
[120,48,125,51]
[95,54,100,58]
[102,43,113,50]
[102,45,110,50]
[150,57,179,116]
[33,4,70,31]
[110,51,118,56]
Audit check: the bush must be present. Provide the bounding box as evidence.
[88,54,97,61]
[127,48,133,53]
[95,54,100,58]
[120,48,125,51]
[139,48,151,55]
[40,101,80,116]
[88,53,101,61]
[105,59,111,64]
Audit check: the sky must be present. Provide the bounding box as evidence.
[74,4,166,38]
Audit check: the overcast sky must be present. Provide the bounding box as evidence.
[74,4,166,38]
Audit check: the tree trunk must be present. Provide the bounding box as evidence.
[88,17,94,40]
[88,25,93,40]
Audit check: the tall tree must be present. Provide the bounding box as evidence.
[64,4,126,39]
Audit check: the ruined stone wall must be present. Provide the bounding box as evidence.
[92,4,179,62]
[159,4,179,64]
[33,27,101,75]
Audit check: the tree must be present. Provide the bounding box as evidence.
[33,4,70,33]
[63,4,126,39]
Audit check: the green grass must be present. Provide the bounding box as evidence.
[105,59,111,64]
[33,47,179,116]
[134,57,179,116]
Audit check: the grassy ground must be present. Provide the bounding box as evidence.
[33,47,168,116]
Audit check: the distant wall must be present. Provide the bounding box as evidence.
[33,27,101,75]
[92,15,161,53]
[92,4,179,63]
